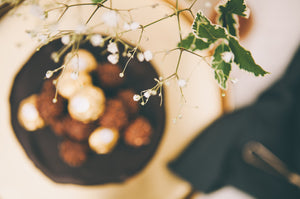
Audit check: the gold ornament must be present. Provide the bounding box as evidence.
[57,72,92,99]
[18,94,45,131]
[68,86,106,123]
[89,127,119,154]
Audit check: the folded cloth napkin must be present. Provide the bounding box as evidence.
[169,46,300,199]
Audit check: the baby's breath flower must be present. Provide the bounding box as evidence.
[70,71,78,80]
[130,22,140,30]
[102,11,119,27]
[45,70,53,79]
[178,79,187,88]
[143,90,151,98]
[231,78,239,84]
[75,24,87,34]
[51,52,59,63]
[52,98,57,103]
[30,5,46,20]
[144,50,153,61]
[49,24,59,36]
[123,22,131,31]
[107,42,118,54]
[150,90,157,95]
[37,34,48,44]
[107,54,119,64]
[61,35,71,45]
[221,51,234,63]
[137,52,144,62]
[133,94,141,101]
[90,34,104,47]
[204,2,212,8]
[26,29,37,38]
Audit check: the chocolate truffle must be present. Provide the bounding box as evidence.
[89,127,119,154]
[99,99,129,131]
[57,71,92,99]
[96,63,124,88]
[117,89,140,115]
[64,116,95,141]
[68,85,106,123]
[48,117,67,136]
[123,117,153,147]
[18,94,45,131]
[36,80,65,123]
[64,49,97,73]
[59,139,88,167]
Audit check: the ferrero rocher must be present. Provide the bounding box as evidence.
[57,72,92,99]
[68,86,106,123]
[88,127,119,154]
[18,94,45,131]
[64,49,97,73]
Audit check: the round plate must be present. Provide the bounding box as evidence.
[9,39,166,185]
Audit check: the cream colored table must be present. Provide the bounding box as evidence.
[0,0,223,198]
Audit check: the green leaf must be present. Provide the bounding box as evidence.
[228,36,268,76]
[218,0,248,36]
[178,33,211,51]
[212,44,232,89]
[92,0,107,3]
[192,12,227,42]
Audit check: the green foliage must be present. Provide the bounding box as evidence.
[91,0,107,3]
[178,33,210,51]
[228,37,268,76]
[218,0,248,36]
[183,9,268,89]
[212,44,232,89]
[192,12,227,42]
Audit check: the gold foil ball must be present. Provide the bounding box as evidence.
[18,94,45,131]
[68,86,106,123]
[64,49,97,73]
[88,127,119,154]
[57,72,92,99]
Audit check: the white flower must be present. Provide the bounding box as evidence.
[107,42,118,54]
[144,50,153,61]
[130,22,140,30]
[101,11,119,27]
[204,2,212,8]
[45,70,53,79]
[70,71,78,80]
[30,5,46,20]
[133,94,141,101]
[137,52,144,62]
[90,34,104,46]
[178,79,187,88]
[49,24,59,36]
[150,90,157,95]
[143,90,151,98]
[38,34,48,44]
[221,51,234,63]
[107,54,119,64]
[61,35,70,45]
[123,23,131,31]
[75,24,87,34]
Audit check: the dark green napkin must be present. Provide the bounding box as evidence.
[169,46,300,199]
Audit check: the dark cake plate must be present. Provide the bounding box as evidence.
[9,39,166,185]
